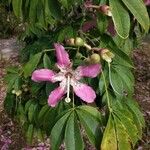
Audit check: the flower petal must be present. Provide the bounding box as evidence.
[75,64,101,79]
[54,43,71,68]
[48,86,66,107]
[31,69,56,82]
[71,80,96,103]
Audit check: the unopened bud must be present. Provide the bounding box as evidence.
[75,37,85,46]
[99,5,112,16]
[24,88,28,92]
[90,53,101,63]
[12,90,16,94]
[76,52,83,58]
[101,49,114,63]
[66,38,75,46]
[15,90,22,96]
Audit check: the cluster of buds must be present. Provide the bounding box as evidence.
[67,37,114,63]
[11,84,29,97]
[12,89,22,97]
[88,48,114,63]
[66,37,92,50]
[85,4,112,16]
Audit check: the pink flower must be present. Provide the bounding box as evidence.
[32,44,101,107]
[144,0,150,5]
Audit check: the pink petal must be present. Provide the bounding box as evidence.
[75,64,101,79]
[71,80,96,103]
[31,69,56,82]
[48,86,66,107]
[144,0,150,5]
[54,43,71,68]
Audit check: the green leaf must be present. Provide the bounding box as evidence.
[50,111,71,150]
[97,13,108,34]
[23,52,42,78]
[48,0,62,20]
[29,0,39,23]
[4,93,15,115]
[101,114,117,150]
[65,112,84,150]
[25,100,33,114]
[28,102,38,123]
[43,54,51,69]
[78,105,103,123]
[109,0,130,38]
[125,99,145,138]
[26,124,34,144]
[57,26,74,42]
[43,108,57,135]
[12,0,23,18]
[38,105,50,124]
[77,109,102,149]
[113,115,131,150]
[121,0,150,32]
[114,108,138,146]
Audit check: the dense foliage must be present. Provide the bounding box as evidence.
[4,0,149,149]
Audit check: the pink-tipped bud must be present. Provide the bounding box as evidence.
[99,5,112,16]
[101,49,114,63]
[66,38,75,46]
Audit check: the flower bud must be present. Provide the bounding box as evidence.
[66,38,75,46]
[15,90,22,96]
[12,90,16,94]
[90,53,101,63]
[76,52,83,59]
[75,37,85,46]
[99,5,112,16]
[101,49,114,63]
[24,88,28,92]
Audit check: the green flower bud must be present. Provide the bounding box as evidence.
[75,37,85,46]
[90,53,101,63]
[12,90,16,94]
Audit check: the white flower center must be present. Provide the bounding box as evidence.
[65,75,71,103]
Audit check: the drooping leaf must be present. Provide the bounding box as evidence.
[109,0,130,38]
[121,0,150,32]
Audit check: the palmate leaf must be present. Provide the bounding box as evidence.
[109,0,130,39]
[101,113,131,150]
[101,98,144,150]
